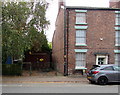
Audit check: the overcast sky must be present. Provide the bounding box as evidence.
[46,0,110,42]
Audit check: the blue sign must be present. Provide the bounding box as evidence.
[6,56,12,64]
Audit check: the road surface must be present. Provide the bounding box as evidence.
[1,82,119,93]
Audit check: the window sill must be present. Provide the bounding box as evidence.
[75,10,87,13]
[114,50,120,53]
[75,67,87,70]
[115,11,120,14]
[115,27,120,30]
[115,24,120,25]
[75,44,87,46]
[75,26,88,29]
[115,45,120,47]
[75,23,87,25]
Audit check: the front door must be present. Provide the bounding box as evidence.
[96,55,108,65]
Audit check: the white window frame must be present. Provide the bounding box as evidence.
[115,54,120,65]
[115,30,120,46]
[75,52,86,69]
[96,55,108,65]
[76,13,86,24]
[76,30,86,45]
[116,14,120,25]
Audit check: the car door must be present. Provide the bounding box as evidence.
[113,66,120,82]
[101,66,116,82]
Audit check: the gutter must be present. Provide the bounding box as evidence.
[66,6,120,11]
[63,6,68,76]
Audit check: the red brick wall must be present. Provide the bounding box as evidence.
[86,10,115,70]
[52,8,64,74]
[53,8,119,75]
[67,10,76,74]
[67,10,116,74]
[109,1,120,8]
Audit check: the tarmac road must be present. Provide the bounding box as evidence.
[1,75,120,93]
[2,82,119,93]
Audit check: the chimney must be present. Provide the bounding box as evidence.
[109,0,120,8]
[58,0,65,10]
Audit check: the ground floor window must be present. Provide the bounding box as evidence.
[75,53,86,69]
[115,31,120,46]
[96,55,108,65]
[98,58,105,65]
[115,54,120,65]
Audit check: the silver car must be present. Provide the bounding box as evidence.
[87,64,120,85]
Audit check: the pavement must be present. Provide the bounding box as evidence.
[1,70,88,84]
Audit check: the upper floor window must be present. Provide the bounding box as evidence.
[116,14,120,25]
[76,13,86,24]
[76,30,86,45]
[115,31,120,46]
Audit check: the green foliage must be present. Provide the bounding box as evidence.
[48,42,52,49]
[2,2,30,62]
[2,2,50,63]
[28,27,50,52]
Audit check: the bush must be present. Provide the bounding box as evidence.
[2,64,22,76]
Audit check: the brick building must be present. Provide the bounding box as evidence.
[110,0,120,8]
[52,0,120,75]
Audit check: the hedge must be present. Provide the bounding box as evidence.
[2,63,22,76]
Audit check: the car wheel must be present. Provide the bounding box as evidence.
[97,77,108,85]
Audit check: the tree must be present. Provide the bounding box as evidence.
[2,2,31,62]
[27,27,50,52]
[2,1,50,63]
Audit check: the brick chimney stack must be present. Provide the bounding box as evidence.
[109,0,120,8]
[58,0,65,11]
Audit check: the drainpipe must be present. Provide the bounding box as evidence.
[64,6,68,76]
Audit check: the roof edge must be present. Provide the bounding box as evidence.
[66,6,120,10]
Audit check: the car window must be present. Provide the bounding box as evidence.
[113,66,120,71]
[90,65,100,70]
[102,66,114,71]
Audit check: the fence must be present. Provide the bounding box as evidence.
[2,63,22,76]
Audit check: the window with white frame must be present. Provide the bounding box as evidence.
[115,54,120,65]
[75,53,86,69]
[115,31,120,46]
[76,30,86,45]
[116,14,120,25]
[76,13,86,24]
